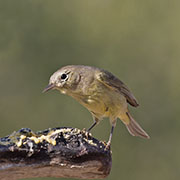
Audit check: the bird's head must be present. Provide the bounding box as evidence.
[43,65,81,94]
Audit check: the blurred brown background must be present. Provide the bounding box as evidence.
[0,0,179,180]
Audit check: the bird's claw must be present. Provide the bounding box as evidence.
[105,141,111,151]
[82,128,91,138]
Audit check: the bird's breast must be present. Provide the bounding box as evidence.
[69,80,128,118]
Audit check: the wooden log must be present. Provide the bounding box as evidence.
[0,127,112,180]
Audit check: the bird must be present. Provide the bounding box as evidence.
[43,65,150,147]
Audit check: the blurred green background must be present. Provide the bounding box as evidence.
[0,0,179,180]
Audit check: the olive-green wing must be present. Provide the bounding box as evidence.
[97,70,139,107]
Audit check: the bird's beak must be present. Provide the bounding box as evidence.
[42,84,55,93]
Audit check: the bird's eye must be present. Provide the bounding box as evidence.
[61,73,68,80]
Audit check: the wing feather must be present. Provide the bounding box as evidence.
[97,70,139,107]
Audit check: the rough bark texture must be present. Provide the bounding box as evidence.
[0,127,112,180]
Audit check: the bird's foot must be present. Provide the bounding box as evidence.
[105,141,111,151]
[82,128,92,138]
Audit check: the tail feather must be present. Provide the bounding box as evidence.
[125,112,150,139]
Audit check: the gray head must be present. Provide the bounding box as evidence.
[43,65,93,94]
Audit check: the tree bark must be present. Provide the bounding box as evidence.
[0,127,112,180]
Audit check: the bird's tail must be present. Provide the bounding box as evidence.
[121,112,150,139]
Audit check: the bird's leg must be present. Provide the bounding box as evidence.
[106,124,115,149]
[87,121,97,132]
[87,116,99,132]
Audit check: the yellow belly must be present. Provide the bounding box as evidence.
[68,80,128,125]
[77,88,128,120]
